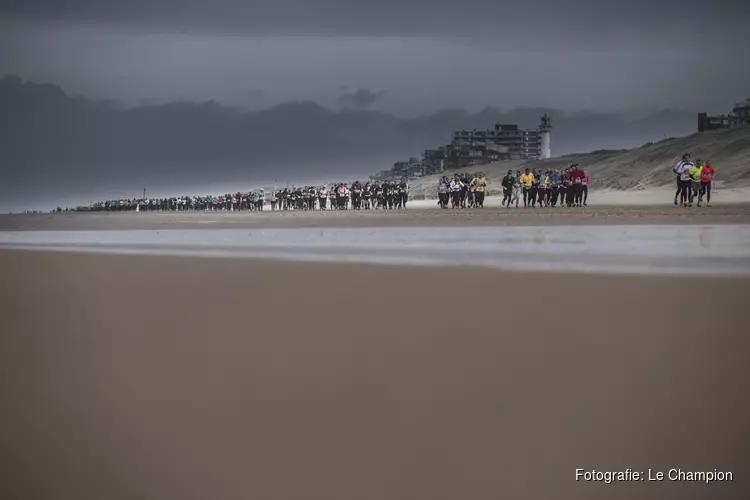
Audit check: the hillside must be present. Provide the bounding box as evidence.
[407,128,750,198]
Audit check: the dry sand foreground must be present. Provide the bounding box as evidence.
[1,250,748,500]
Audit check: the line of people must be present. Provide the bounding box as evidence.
[672,154,716,207]
[81,191,270,213]
[500,165,590,208]
[69,179,411,213]
[59,157,720,214]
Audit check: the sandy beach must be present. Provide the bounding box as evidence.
[5,5,749,498]
[2,206,749,500]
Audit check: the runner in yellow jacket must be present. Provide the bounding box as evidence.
[519,169,534,207]
[473,174,488,208]
[689,160,703,207]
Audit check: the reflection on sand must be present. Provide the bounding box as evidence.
[1,225,749,277]
[699,227,713,248]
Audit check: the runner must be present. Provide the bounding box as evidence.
[520,168,533,208]
[570,164,584,207]
[351,181,363,210]
[689,160,703,207]
[562,167,574,207]
[673,154,692,206]
[677,158,693,207]
[318,186,328,210]
[449,174,463,208]
[549,169,561,207]
[529,169,540,208]
[539,170,550,207]
[374,182,383,209]
[399,178,410,208]
[362,182,373,209]
[460,173,471,208]
[437,176,450,209]
[501,170,514,207]
[581,169,589,206]
[510,171,522,208]
[473,172,487,208]
[699,160,715,207]
[382,180,392,209]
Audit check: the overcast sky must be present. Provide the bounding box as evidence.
[2,0,748,116]
[1,0,748,212]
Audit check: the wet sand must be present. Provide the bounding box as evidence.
[2,225,750,276]
[1,250,748,500]
[3,203,750,231]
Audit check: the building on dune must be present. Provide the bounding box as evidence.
[698,98,750,132]
[444,114,551,168]
[450,121,544,165]
[392,158,427,178]
[382,115,552,180]
[378,153,445,182]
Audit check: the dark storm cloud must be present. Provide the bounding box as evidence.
[246,89,265,99]
[337,88,385,109]
[2,0,747,114]
[3,0,748,42]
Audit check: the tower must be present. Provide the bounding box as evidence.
[539,113,552,159]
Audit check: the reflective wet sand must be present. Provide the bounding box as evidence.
[1,224,749,276]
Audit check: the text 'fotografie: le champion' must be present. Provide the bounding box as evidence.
[576,469,733,484]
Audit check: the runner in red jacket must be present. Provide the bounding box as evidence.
[699,160,715,207]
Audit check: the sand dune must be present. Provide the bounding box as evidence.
[406,128,750,200]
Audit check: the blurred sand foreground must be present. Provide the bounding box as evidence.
[1,248,748,500]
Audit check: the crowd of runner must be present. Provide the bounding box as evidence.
[68,179,411,212]
[59,157,716,213]
[672,154,716,207]
[436,172,489,208]
[436,166,590,209]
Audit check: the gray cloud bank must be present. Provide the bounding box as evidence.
[1,75,700,211]
[3,1,748,42]
[337,89,385,110]
[2,0,748,118]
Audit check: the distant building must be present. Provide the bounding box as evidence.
[698,98,750,131]
[449,115,551,166]
[377,115,551,179]
[386,155,444,180]
[368,170,392,182]
[421,159,444,175]
[421,149,446,175]
[392,161,409,177]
